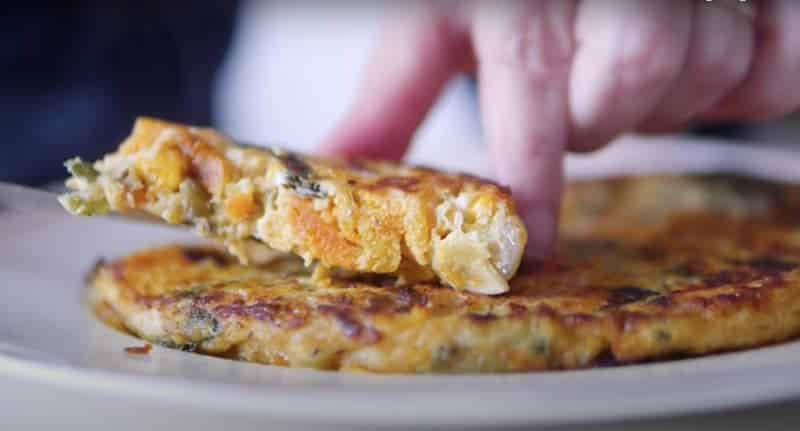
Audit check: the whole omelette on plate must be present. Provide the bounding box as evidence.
[86,174,800,373]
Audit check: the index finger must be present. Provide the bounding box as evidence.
[471,0,576,259]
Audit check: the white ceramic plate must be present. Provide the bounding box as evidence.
[3,138,800,429]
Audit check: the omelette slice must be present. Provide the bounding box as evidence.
[89,175,800,373]
[60,117,527,294]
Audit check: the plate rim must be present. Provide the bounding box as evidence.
[2,335,800,427]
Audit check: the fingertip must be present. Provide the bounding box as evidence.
[469,2,572,261]
[522,206,558,260]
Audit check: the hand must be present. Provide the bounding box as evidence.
[321,0,800,258]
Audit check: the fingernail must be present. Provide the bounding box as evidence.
[524,208,556,260]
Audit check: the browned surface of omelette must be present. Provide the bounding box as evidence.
[62,117,526,295]
[89,175,800,373]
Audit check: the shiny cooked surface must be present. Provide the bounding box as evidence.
[62,117,526,295]
[90,175,800,373]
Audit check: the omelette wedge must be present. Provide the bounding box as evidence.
[60,117,527,295]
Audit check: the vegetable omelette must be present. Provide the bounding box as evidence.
[60,117,526,295]
[88,175,800,373]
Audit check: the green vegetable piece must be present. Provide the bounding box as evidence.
[181,180,211,218]
[58,193,109,216]
[65,158,99,181]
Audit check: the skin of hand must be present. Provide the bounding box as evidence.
[320,0,800,259]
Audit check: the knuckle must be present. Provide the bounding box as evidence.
[490,31,570,78]
[696,56,742,86]
[692,31,752,93]
[475,4,574,80]
[619,42,682,90]
[615,17,686,90]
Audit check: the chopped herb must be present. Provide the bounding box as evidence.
[654,330,672,343]
[178,284,210,299]
[268,148,310,176]
[159,339,199,352]
[281,174,327,199]
[181,307,221,343]
[268,148,328,199]
[532,337,549,355]
[605,286,659,307]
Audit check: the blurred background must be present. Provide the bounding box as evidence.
[3,1,799,186]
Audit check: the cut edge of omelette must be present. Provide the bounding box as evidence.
[59,117,527,295]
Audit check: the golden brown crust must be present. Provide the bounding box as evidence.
[90,174,800,372]
[63,117,526,294]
